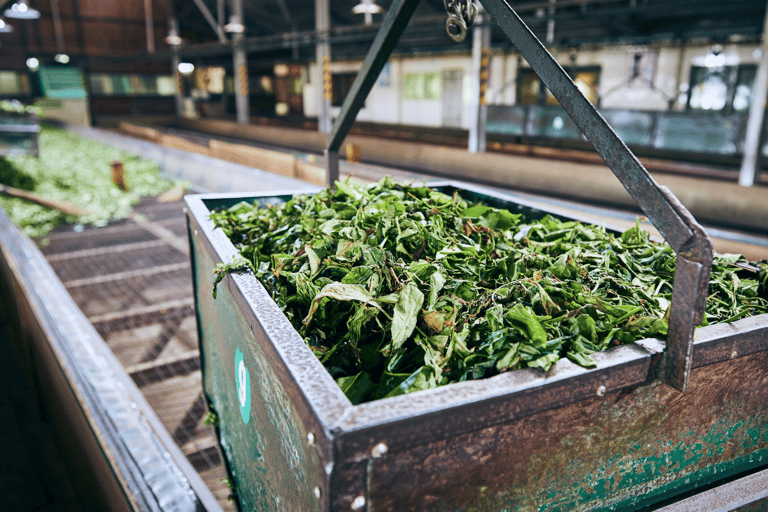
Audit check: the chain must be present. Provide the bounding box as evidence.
[443,0,478,42]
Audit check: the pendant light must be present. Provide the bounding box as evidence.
[5,1,41,20]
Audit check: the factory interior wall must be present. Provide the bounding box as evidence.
[296,40,765,126]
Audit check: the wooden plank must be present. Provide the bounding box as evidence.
[209,138,297,179]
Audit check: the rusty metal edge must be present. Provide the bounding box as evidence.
[185,184,768,460]
[655,466,768,511]
[0,206,222,512]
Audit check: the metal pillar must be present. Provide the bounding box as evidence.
[468,13,490,153]
[316,0,333,134]
[144,0,155,53]
[738,1,768,186]
[172,50,183,117]
[232,0,249,124]
[324,0,420,186]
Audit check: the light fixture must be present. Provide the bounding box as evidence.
[55,53,69,64]
[223,15,244,34]
[178,62,194,74]
[0,18,12,33]
[165,27,182,46]
[26,57,39,70]
[704,51,726,68]
[352,0,382,26]
[5,1,41,20]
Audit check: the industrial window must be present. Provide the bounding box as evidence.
[516,67,600,106]
[332,72,357,107]
[0,71,31,95]
[402,72,441,100]
[687,64,756,112]
[89,74,175,96]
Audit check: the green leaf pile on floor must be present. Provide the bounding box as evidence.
[210,177,768,404]
[0,125,177,238]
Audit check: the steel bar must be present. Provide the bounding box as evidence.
[325,0,421,176]
[657,466,768,511]
[191,0,228,43]
[479,0,713,390]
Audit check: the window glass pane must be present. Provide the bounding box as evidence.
[517,67,599,106]
[516,70,540,105]
[574,70,600,105]
[134,75,159,95]
[111,74,132,95]
[688,66,729,111]
[157,76,176,96]
[733,65,756,111]
[332,72,358,106]
[89,73,112,95]
[403,72,441,100]
[0,71,23,94]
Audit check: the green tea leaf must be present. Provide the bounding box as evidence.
[391,282,424,349]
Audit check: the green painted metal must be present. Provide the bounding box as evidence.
[37,66,87,99]
[186,186,768,512]
[190,222,324,512]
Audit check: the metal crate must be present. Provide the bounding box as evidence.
[185,183,768,512]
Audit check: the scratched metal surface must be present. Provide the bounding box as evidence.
[364,350,768,511]
[190,215,327,512]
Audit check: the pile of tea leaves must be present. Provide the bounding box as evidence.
[0,125,177,239]
[211,177,768,404]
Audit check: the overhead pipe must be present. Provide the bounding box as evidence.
[191,0,228,43]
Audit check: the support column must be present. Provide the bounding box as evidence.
[172,50,183,117]
[468,13,491,153]
[232,0,249,124]
[739,1,768,186]
[144,0,155,53]
[316,0,332,134]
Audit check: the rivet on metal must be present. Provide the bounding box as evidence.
[596,385,606,397]
[307,432,315,446]
[371,442,388,458]
[731,351,738,359]
[351,495,366,510]
[313,486,322,499]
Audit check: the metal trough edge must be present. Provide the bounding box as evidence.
[186,183,768,461]
[0,206,222,512]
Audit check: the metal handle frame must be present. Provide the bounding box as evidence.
[324,0,712,391]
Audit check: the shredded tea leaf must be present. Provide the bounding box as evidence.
[210,177,768,404]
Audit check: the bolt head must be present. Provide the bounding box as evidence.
[371,442,388,458]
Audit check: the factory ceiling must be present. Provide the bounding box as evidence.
[0,0,764,64]
[172,0,767,61]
